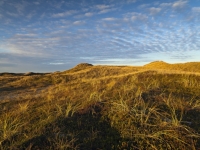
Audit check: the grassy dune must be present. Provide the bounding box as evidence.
[0,61,200,149]
[144,61,200,73]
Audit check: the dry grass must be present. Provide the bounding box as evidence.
[0,62,200,149]
[144,61,200,73]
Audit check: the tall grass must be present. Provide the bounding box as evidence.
[0,62,200,149]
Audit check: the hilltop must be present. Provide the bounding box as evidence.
[65,63,93,73]
[144,61,200,72]
[0,61,200,149]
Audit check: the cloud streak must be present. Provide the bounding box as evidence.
[192,7,200,13]
[149,7,161,15]
[52,10,77,18]
[172,1,188,9]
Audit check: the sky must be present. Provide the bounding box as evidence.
[0,0,200,72]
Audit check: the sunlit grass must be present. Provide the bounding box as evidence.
[0,62,200,149]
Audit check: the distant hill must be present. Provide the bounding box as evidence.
[144,61,200,72]
[65,63,93,73]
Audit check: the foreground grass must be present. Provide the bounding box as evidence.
[0,62,200,149]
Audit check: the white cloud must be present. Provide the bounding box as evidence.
[14,2,28,15]
[96,5,110,10]
[99,8,116,14]
[102,17,116,21]
[172,1,188,9]
[192,7,200,13]
[7,12,19,17]
[149,7,161,15]
[138,4,150,9]
[129,13,148,22]
[160,1,187,10]
[160,3,172,7]
[15,33,37,37]
[52,10,77,18]
[3,33,61,57]
[73,20,85,25]
[85,12,93,17]
[131,16,137,21]
[95,4,116,14]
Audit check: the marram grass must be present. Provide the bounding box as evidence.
[0,62,200,149]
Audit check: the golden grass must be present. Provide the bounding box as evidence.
[0,61,200,149]
[144,61,200,73]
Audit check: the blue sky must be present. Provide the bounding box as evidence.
[0,0,200,72]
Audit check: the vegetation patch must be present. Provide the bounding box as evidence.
[0,61,200,149]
